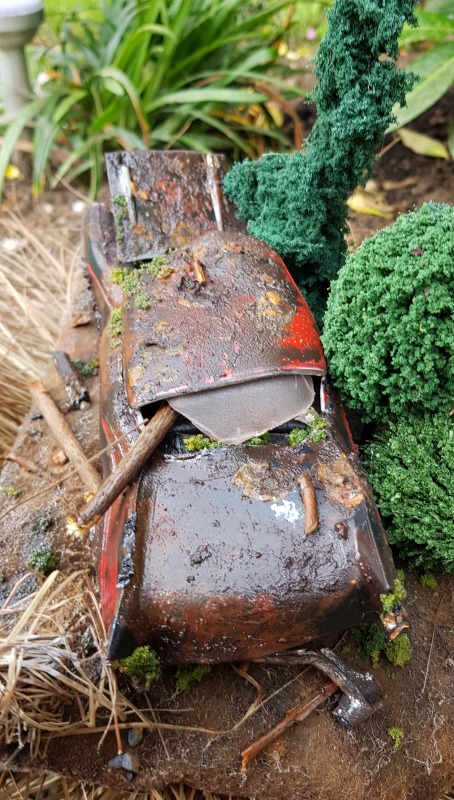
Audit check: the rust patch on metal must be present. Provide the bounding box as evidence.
[106,151,243,263]
[232,461,289,502]
[318,454,364,508]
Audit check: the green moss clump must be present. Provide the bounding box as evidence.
[118,646,160,688]
[109,267,130,285]
[351,623,410,669]
[350,622,387,669]
[120,270,141,298]
[110,267,150,310]
[175,664,211,691]
[113,194,127,207]
[380,570,406,614]
[323,203,454,420]
[365,413,454,573]
[388,727,404,749]
[108,308,123,342]
[288,414,328,446]
[385,633,411,668]
[246,432,271,446]
[135,292,150,310]
[31,513,53,535]
[145,255,173,279]
[0,486,20,498]
[73,358,99,377]
[183,434,222,451]
[28,550,57,575]
[420,573,438,590]
[224,0,416,322]
[288,428,307,446]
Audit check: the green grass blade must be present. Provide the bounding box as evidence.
[146,87,269,113]
[94,66,150,141]
[0,102,43,197]
[143,0,193,106]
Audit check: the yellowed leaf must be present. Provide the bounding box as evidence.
[4,164,23,181]
[347,188,395,218]
[398,127,450,160]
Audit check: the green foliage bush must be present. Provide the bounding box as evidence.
[224,0,416,322]
[1,0,302,196]
[323,203,454,420]
[365,413,454,573]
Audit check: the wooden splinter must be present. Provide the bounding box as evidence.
[29,379,101,494]
[76,402,179,533]
[297,473,318,535]
[241,680,337,772]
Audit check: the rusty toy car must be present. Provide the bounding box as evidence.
[83,152,401,721]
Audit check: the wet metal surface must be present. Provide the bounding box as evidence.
[113,406,394,663]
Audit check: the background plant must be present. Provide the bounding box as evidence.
[322,202,454,421]
[0,0,303,196]
[224,0,417,323]
[389,0,454,158]
[364,413,454,573]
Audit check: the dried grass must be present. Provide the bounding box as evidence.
[0,208,77,464]
[0,770,241,800]
[0,570,130,760]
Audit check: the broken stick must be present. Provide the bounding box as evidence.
[29,379,101,494]
[241,680,337,772]
[76,402,179,532]
[297,473,318,535]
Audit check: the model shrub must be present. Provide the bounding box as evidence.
[323,202,454,420]
[224,0,416,322]
[365,413,454,573]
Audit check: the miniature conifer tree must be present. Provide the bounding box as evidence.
[224,0,416,322]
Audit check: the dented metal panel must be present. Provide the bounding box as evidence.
[123,230,326,408]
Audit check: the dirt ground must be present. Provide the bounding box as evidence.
[0,93,453,799]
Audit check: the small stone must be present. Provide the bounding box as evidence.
[52,450,68,466]
[108,751,139,774]
[128,726,144,748]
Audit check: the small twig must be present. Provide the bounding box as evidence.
[241,680,337,772]
[421,592,444,697]
[5,451,39,473]
[297,473,318,535]
[76,402,179,533]
[378,135,399,158]
[28,378,101,494]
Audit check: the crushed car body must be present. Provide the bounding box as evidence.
[84,150,396,666]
